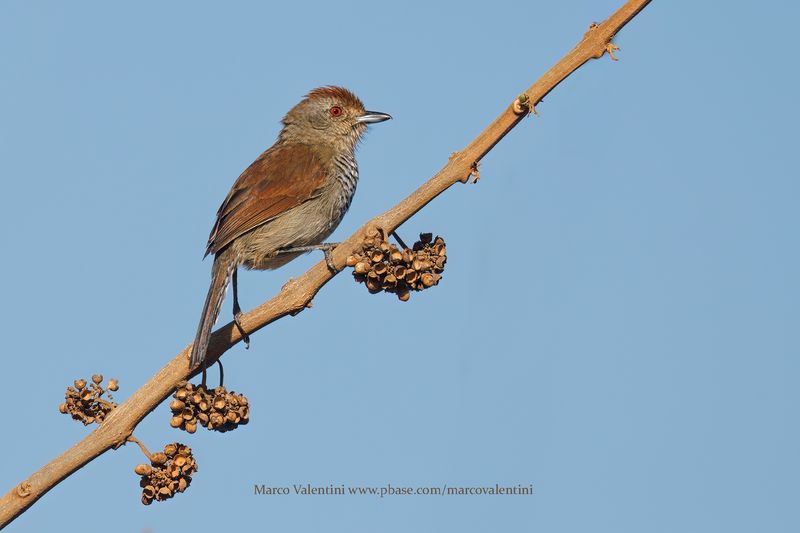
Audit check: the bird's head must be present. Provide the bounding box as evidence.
[280,86,391,151]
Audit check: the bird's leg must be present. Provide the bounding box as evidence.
[231,268,250,349]
[390,231,410,250]
[277,242,340,272]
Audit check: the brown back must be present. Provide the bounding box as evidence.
[205,142,328,257]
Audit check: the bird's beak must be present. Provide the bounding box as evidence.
[356,111,392,124]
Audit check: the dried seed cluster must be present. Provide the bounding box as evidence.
[137,442,197,505]
[169,381,250,433]
[347,232,447,301]
[59,375,119,425]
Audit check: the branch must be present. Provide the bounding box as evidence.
[0,0,651,527]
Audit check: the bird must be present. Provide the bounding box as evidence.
[189,86,391,373]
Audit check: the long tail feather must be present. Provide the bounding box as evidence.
[190,250,235,370]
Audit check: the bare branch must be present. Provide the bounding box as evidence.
[0,0,651,527]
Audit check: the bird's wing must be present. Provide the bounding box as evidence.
[205,142,328,257]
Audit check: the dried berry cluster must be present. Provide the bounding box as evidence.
[346,232,447,301]
[136,442,197,505]
[59,375,119,425]
[169,381,250,433]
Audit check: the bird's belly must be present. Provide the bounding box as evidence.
[233,185,351,271]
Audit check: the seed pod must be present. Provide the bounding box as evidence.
[397,290,411,302]
[349,232,446,299]
[421,273,440,287]
[345,255,358,267]
[74,379,87,390]
[366,278,382,293]
[150,453,167,466]
[169,416,183,428]
[184,422,197,434]
[213,396,226,411]
[169,399,185,412]
[166,464,181,479]
[135,464,152,476]
[107,378,119,391]
[164,443,178,456]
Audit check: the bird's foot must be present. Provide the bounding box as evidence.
[234,311,250,349]
[323,247,337,272]
[278,242,341,273]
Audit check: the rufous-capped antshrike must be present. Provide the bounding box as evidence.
[190,86,391,371]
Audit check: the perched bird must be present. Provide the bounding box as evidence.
[190,86,391,371]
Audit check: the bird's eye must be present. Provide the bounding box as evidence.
[329,106,343,118]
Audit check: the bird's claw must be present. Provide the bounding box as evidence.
[324,247,338,273]
[234,312,250,349]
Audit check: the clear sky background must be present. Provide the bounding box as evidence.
[1,1,798,531]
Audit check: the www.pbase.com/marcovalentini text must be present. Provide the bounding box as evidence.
[254,483,534,497]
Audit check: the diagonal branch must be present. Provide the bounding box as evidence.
[0,0,651,527]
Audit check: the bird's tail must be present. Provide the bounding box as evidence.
[190,250,235,370]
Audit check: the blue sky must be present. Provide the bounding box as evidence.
[1,1,798,531]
